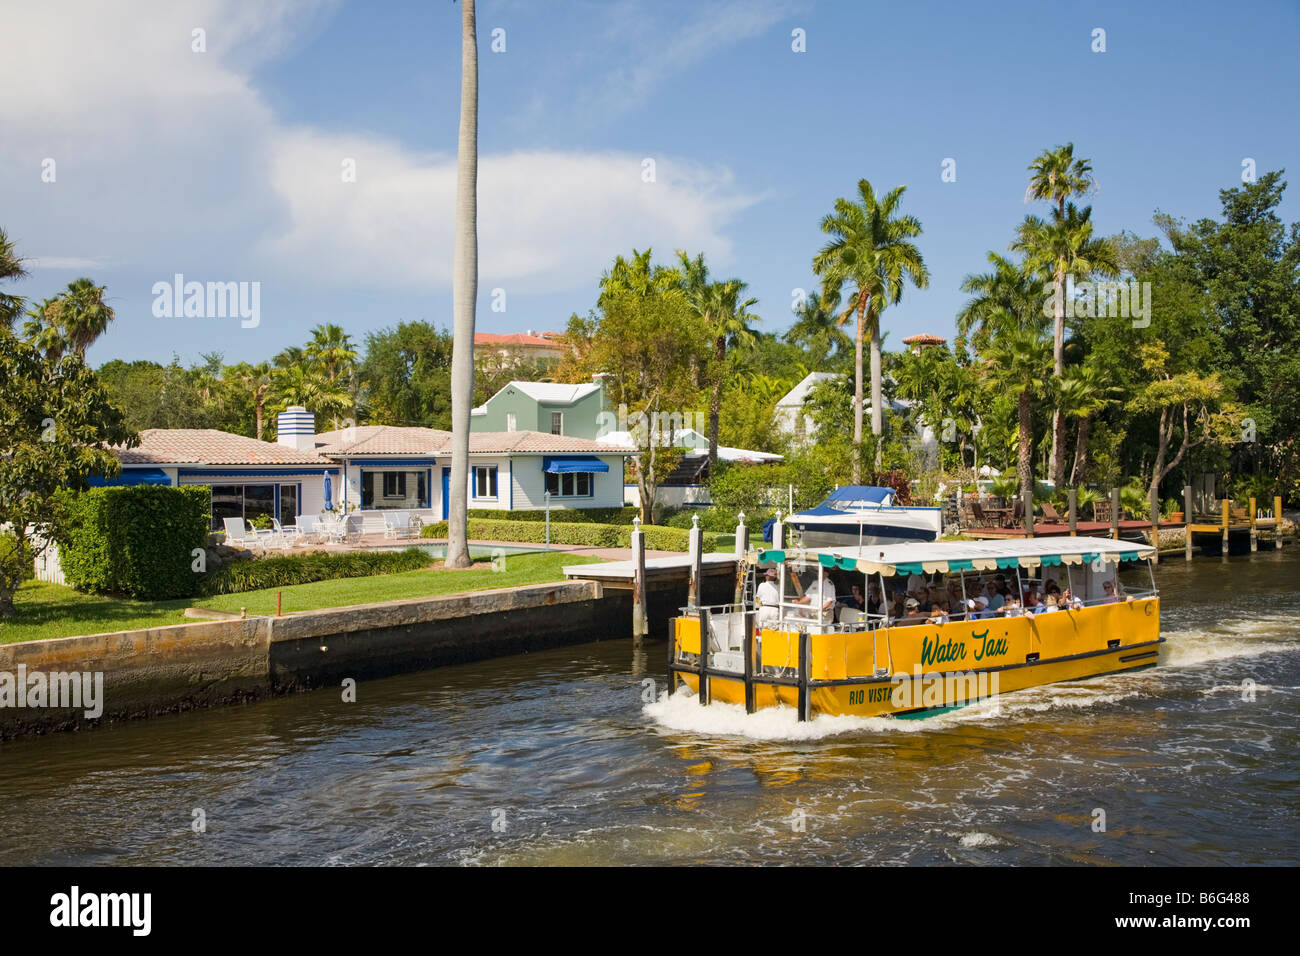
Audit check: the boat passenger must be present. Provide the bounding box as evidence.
[866,582,884,616]
[899,597,926,624]
[1001,596,1023,617]
[906,571,927,595]
[1100,580,1119,604]
[1039,593,1060,613]
[984,580,1005,611]
[970,595,994,619]
[1060,587,1083,610]
[945,579,964,608]
[840,583,864,611]
[926,603,949,625]
[793,571,836,620]
[756,567,781,627]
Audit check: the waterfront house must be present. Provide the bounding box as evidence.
[98,407,630,529]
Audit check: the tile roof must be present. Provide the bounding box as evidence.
[119,430,331,466]
[311,425,452,456]
[464,431,628,455]
[474,332,562,347]
[313,426,629,457]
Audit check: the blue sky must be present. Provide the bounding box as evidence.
[2,0,1297,367]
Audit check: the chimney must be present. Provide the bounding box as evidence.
[277,406,316,451]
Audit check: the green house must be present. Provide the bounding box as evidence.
[471,378,609,439]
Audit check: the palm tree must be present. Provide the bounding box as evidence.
[307,323,358,383]
[958,252,1041,352]
[0,228,27,329]
[785,287,850,367]
[1060,363,1115,485]
[446,0,479,569]
[812,179,929,476]
[272,364,350,424]
[57,278,115,355]
[235,361,274,439]
[1018,146,1114,488]
[984,320,1053,499]
[698,280,758,467]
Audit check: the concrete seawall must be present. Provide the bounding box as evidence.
[0,573,734,739]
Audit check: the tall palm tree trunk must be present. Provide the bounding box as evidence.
[1070,413,1092,486]
[1017,388,1033,499]
[852,299,865,483]
[708,335,726,468]
[446,0,478,569]
[869,314,883,471]
[1050,262,1066,487]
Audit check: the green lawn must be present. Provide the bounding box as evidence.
[0,552,601,645]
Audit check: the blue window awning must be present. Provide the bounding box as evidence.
[87,468,172,487]
[542,456,610,474]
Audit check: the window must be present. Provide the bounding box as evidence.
[206,483,280,531]
[550,411,563,435]
[545,471,592,497]
[474,466,498,499]
[506,412,516,432]
[382,472,407,498]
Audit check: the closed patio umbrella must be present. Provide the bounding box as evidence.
[323,472,333,511]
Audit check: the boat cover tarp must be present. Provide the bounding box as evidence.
[825,485,893,504]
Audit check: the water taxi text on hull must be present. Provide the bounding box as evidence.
[668,535,1161,720]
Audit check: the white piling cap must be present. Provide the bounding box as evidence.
[692,513,699,528]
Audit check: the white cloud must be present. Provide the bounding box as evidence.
[0,0,760,302]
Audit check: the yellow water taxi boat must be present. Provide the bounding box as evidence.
[668,536,1161,720]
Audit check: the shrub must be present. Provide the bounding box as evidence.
[56,486,211,599]
[198,547,431,596]
[661,507,739,532]
[0,531,34,584]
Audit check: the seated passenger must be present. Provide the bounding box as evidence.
[866,582,884,616]
[1100,580,1119,604]
[1060,587,1083,610]
[984,581,1005,611]
[969,595,994,619]
[899,597,926,623]
[1001,596,1023,617]
[926,603,949,625]
[840,583,864,611]
[1040,593,1060,613]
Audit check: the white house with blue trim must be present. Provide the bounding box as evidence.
[103,407,630,530]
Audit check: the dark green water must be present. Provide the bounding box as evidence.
[1,550,1297,865]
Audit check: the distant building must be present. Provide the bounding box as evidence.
[471,376,609,438]
[473,331,564,366]
[901,333,948,354]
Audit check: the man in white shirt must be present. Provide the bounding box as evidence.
[795,571,836,622]
[755,567,781,628]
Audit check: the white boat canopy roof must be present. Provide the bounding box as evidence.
[751,535,1155,576]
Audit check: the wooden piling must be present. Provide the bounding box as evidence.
[1068,488,1078,536]
[1221,499,1230,558]
[1249,496,1258,552]
[733,512,749,606]
[1276,496,1285,549]
[1184,485,1194,561]
[631,517,647,638]
[1110,487,1120,540]
[687,514,702,609]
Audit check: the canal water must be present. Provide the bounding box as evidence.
[1,550,1297,866]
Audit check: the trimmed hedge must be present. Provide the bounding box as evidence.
[420,518,722,552]
[198,548,432,596]
[56,486,211,599]
[465,506,640,525]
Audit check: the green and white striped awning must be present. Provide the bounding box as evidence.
[752,536,1155,577]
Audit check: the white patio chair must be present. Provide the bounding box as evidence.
[222,517,250,546]
[271,518,302,548]
[361,514,388,538]
[384,511,411,539]
[296,514,318,542]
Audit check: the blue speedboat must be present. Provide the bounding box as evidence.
[766,485,944,547]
